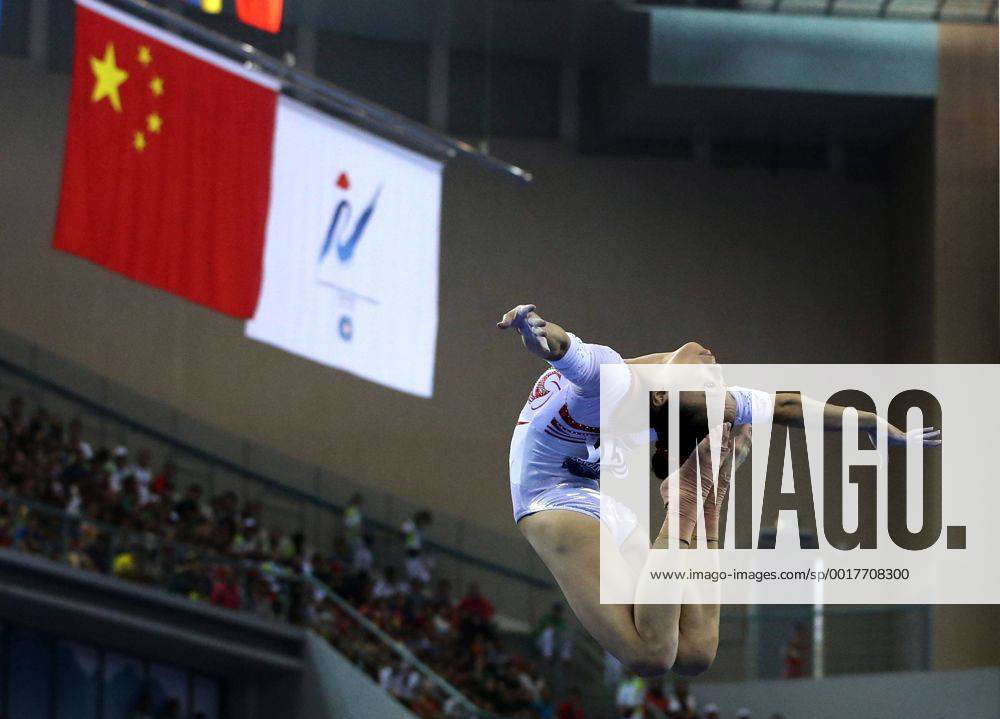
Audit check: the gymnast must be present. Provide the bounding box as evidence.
[499,303,940,677]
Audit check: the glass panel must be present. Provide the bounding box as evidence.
[8,627,53,719]
[148,664,187,718]
[191,675,220,719]
[102,653,143,719]
[56,641,99,719]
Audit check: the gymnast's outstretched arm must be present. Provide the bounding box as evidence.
[496,304,571,361]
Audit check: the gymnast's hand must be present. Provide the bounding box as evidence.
[868,420,942,448]
[496,304,570,361]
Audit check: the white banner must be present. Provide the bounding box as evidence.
[247,97,442,397]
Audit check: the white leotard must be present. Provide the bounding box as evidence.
[508,334,771,543]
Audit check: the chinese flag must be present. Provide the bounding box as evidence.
[54,0,278,318]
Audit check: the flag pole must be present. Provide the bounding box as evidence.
[102,0,534,184]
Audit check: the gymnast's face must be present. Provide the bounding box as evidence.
[649,341,723,411]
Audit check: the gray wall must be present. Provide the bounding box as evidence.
[697,667,1000,719]
[0,548,304,718]
[0,55,896,540]
[300,632,418,719]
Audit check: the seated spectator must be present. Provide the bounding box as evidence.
[515,657,545,705]
[167,558,210,601]
[372,566,407,600]
[352,533,374,574]
[645,683,671,719]
[60,448,90,486]
[668,678,698,717]
[131,448,153,503]
[66,528,98,571]
[108,446,130,494]
[378,659,395,693]
[112,548,137,580]
[780,622,810,679]
[344,493,365,546]
[456,583,495,642]
[401,509,433,584]
[65,418,93,461]
[604,649,625,690]
[3,396,26,440]
[209,566,242,609]
[555,686,585,719]
[231,523,266,560]
[616,674,645,719]
[535,602,573,664]
[532,685,555,719]
[150,460,177,501]
[173,484,205,528]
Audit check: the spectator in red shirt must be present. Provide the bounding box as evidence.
[556,687,585,719]
[780,622,810,679]
[210,567,242,610]
[456,583,495,641]
[150,460,177,500]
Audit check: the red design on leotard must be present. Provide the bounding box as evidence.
[528,369,563,410]
[558,404,599,434]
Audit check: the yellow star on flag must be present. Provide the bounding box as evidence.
[90,43,129,113]
[146,113,163,134]
[137,46,152,66]
[133,131,147,152]
[149,76,164,96]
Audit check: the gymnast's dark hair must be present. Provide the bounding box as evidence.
[651,401,671,480]
[650,393,710,480]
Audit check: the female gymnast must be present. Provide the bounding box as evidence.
[499,303,940,678]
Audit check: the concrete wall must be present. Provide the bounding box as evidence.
[299,632,417,719]
[0,55,896,541]
[697,667,1000,719]
[0,545,430,719]
[933,23,999,364]
[929,23,1000,671]
[0,548,304,718]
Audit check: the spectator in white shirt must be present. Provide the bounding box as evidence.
[352,534,374,574]
[108,446,130,494]
[130,448,153,503]
[372,566,407,599]
[401,510,433,583]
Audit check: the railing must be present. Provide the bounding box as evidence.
[713,604,932,681]
[281,567,487,718]
[586,603,932,691]
[0,488,305,623]
[107,0,531,183]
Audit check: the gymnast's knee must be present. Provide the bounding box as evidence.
[671,641,718,677]
[621,638,679,678]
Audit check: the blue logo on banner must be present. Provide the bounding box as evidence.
[319,186,382,265]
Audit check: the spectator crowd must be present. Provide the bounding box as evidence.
[0,396,559,717]
[0,394,777,719]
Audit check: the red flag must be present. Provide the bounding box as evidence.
[54,0,279,318]
[235,0,283,33]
